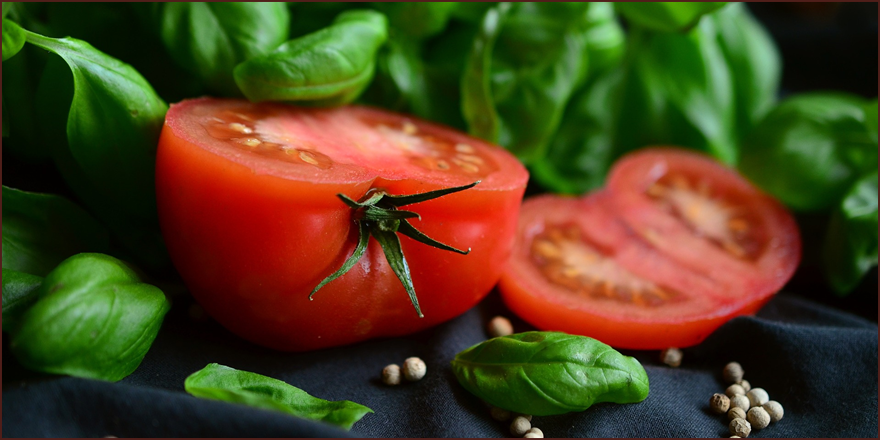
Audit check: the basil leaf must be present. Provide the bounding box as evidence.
[615,2,728,33]
[711,2,781,140]
[2,186,110,277]
[185,363,373,430]
[823,172,879,295]
[234,10,388,105]
[2,18,24,61]
[451,332,650,416]
[25,30,168,225]
[2,269,43,333]
[461,2,508,145]
[372,2,458,39]
[584,2,625,77]
[152,2,289,96]
[739,92,878,211]
[10,253,170,382]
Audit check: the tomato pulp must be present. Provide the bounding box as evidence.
[156,98,528,351]
[499,148,800,349]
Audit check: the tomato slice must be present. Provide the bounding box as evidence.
[605,148,801,298]
[156,98,527,351]
[499,193,760,349]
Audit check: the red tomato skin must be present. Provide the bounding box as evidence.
[156,101,527,351]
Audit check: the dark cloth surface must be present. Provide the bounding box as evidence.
[3,291,877,438]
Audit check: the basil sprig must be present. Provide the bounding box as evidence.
[451,332,650,416]
[10,253,170,382]
[185,363,373,430]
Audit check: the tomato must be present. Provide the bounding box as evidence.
[605,148,801,298]
[498,148,800,349]
[155,98,528,351]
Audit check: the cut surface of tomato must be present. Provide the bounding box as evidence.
[156,98,528,351]
[499,193,759,349]
[605,148,801,297]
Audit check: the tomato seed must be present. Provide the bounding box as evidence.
[229,122,253,134]
[455,143,475,153]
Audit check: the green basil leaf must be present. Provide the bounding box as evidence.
[372,2,458,39]
[185,363,373,430]
[2,186,111,277]
[823,172,879,295]
[234,9,388,105]
[2,18,24,61]
[2,269,43,333]
[153,2,289,96]
[26,30,168,224]
[615,2,728,33]
[451,332,650,416]
[10,253,170,382]
[584,2,625,77]
[463,2,591,165]
[739,92,878,211]
[710,2,781,140]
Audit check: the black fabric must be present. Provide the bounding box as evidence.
[3,291,877,438]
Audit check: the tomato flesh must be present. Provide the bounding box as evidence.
[156,98,528,351]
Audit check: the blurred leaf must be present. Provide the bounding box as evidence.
[823,172,878,295]
[2,269,43,333]
[2,18,24,61]
[372,2,458,39]
[584,2,625,77]
[615,2,728,33]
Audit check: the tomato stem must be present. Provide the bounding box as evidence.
[308,181,480,317]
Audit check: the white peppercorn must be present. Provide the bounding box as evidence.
[660,347,683,367]
[513,413,533,422]
[402,357,427,381]
[762,400,784,422]
[725,384,745,397]
[740,379,751,393]
[747,407,770,430]
[730,395,750,411]
[746,388,769,408]
[710,393,731,414]
[729,418,751,437]
[381,364,401,385]
[490,406,511,422]
[730,437,740,439]
[524,427,544,438]
[723,362,744,384]
[510,416,531,436]
[487,316,514,337]
[728,407,747,422]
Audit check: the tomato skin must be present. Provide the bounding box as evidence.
[156,99,527,351]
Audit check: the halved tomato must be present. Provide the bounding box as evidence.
[498,148,800,349]
[156,98,528,351]
[605,148,801,298]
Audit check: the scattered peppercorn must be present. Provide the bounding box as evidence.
[730,436,740,439]
[730,395,750,412]
[728,407,747,421]
[487,316,514,337]
[725,384,745,397]
[762,400,784,423]
[729,418,751,437]
[514,413,533,422]
[490,406,511,422]
[747,407,770,430]
[382,364,401,386]
[740,380,751,393]
[722,362,744,384]
[746,388,769,408]
[402,357,427,382]
[660,347,683,367]
[710,393,731,414]
[524,427,544,438]
[510,416,531,437]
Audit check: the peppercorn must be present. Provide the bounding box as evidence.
[490,406,511,422]
[513,413,533,422]
[402,357,427,381]
[381,364,401,385]
[729,418,751,437]
[740,379,751,393]
[524,427,544,438]
[487,316,514,337]
[710,393,730,414]
[723,362,744,384]
[747,407,770,430]
[725,384,745,397]
[730,395,750,412]
[510,416,531,436]
[730,437,740,439]
[727,407,747,421]
[746,388,769,408]
[762,401,784,422]
[660,347,683,367]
